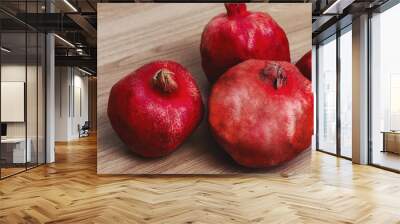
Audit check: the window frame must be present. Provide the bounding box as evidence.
[315,23,353,161]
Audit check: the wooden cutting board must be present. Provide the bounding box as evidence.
[97,3,312,175]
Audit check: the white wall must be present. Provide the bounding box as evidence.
[1,63,46,164]
[54,67,89,141]
[1,64,36,138]
[55,66,70,141]
[1,65,26,137]
[71,73,89,138]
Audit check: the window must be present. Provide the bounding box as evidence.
[370,3,400,171]
[339,27,352,158]
[317,35,337,154]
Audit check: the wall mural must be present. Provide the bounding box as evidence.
[97,3,312,175]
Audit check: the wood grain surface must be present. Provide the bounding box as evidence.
[2,135,400,223]
[97,3,312,174]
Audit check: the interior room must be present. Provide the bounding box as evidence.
[1,0,400,223]
[0,18,46,178]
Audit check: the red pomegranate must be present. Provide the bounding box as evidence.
[107,61,203,157]
[200,3,291,83]
[295,50,312,80]
[208,59,313,168]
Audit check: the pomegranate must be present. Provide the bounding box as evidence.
[208,59,313,168]
[295,50,312,80]
[107,61,203,157]
[200,3,291,83]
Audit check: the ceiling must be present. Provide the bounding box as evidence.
[311,0,391,43]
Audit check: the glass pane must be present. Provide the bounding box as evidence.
[371,4,400,171]
[38,33,45,165]
[26,0,39,169]
[27,31,38,169]
[1,31,27,177]
[340,28,352,158]
[312,46,317,150]
[318,36,337,154]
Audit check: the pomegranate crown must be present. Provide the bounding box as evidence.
[224,3,248,17]
[261,62,288,90]
[152,69,178,94]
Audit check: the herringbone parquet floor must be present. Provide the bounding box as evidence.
[1,134,400,224]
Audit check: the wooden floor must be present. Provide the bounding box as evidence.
[1,134,400,224]
[1,167,26,178]
[1,163,44,178]
[373,150,400,171]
